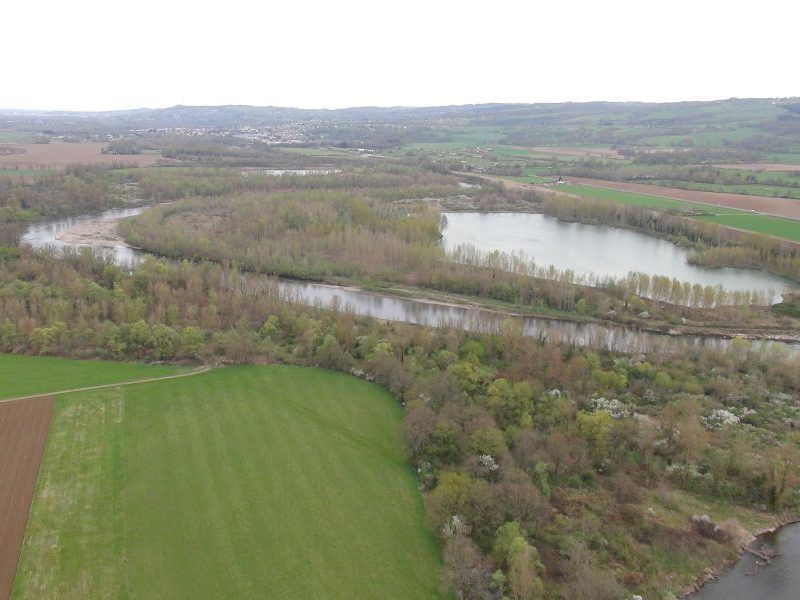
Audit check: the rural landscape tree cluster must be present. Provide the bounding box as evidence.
[2,99,800,598]
[1,244,799,597]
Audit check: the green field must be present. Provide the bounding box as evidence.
[556,184,800,242]
[0,354,185,399]
[696,212,800,241]
[13,365,441,599]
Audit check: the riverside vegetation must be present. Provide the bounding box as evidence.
[1,122,799,598]
[1,244,799,598]
[118,164,800,334]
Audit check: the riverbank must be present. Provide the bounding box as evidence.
[55,213,134,248]
[683,515,800,598]
[23,207,800,353]
[366,282,800,345]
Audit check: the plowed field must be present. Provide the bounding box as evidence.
[0,397,54,600]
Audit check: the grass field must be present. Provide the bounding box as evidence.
[12,365,442,599]
[560,183,699,210]
[558,184,800,242]
[0,354,186,399]
[696,212,800,241]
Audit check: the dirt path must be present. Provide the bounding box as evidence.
[0,365,212,599]
[0,366,212,405]
[0,396,54,600]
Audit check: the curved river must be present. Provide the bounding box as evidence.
[20,208,799,356]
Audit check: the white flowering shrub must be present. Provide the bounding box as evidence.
[476,454,499,472]
[703,408,741,430]
[443,514,464,538]
[591,397,629,419]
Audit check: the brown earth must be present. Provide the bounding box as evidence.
[0,142,161,168]
[0,396,54,600]
[714,163,800,172]
[565,176,800,220]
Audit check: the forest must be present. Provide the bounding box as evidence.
[117,166,800,338]
[1,118,799,598]
[1,245,799,598]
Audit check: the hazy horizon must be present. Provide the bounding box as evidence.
[5,0,799,112]
[2,95,798,115]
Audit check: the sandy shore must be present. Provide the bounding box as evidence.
[55,215,133,249]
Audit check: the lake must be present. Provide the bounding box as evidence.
[20,208,799,356]
[442,212,794,303]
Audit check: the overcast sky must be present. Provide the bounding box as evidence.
[5,0,798,111]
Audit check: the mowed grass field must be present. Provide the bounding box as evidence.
[558,184,800,242]
[12,365,442,599]
[0,354,186,399]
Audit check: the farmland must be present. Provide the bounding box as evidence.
[563,176,800,221]
[0,397,54,600]
[12,365,442,599]
[2,98,800,599]
[555,184,800,242]
[0,143,161,168]
[0,354,185,400]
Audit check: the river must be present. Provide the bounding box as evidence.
[442,212,794,303]
[690,523,800,599]
[20,208,799,356]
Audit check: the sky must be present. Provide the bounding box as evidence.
[5,0,799,111]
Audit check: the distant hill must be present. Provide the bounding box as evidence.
[2,98,799,151]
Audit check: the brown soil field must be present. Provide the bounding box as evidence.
[0,142,160,168]
[714,163,800,172]
[566,176,800,220]
[0,396,54,600]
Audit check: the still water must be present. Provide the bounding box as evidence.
[20,209,798,355]
[690,524,800,600]
[20,207,144,267]
[442,212,794,302]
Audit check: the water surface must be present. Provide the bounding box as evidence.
[21,209,798,356]
[442,212,794,302]
[20,207,144,267]
[691,524,800,600]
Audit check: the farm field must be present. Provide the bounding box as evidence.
[0,143,161,168]
[645,179,800,200]
[714,163,800,172]
[557,184,800,242]
[0,354,186,399]
[0,397,54,600]
[12,365,442,599]
[564,176,800,220]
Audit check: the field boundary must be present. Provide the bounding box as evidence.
[565,176,800,221]
[0,396,55,600]
[0,365,212,404]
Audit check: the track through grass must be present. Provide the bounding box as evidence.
[13,365,442,599]
[0,354,186,399]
